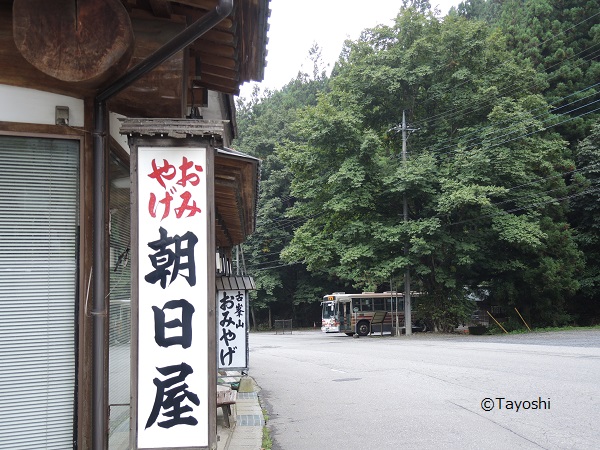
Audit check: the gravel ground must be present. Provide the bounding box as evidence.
[400,328,600,347]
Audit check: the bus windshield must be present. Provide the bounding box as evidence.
[322,301,335,319]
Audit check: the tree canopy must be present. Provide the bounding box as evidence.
[234,0,599,331]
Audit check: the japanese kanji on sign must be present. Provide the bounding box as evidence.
[133,145,213,449]
[217,289,248,370]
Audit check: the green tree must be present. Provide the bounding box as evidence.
[458,0,600,145]
[280,4,584,330]
[569,122,600,323]
[234,61,338,328]
[461,97,583,326]
[235,1,594,330]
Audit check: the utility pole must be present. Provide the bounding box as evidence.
[389,111,417,336]
[401,111,412,336]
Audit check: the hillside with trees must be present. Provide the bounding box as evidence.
[234,0,599,331]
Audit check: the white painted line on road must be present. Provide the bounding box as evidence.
[331,369,347,373]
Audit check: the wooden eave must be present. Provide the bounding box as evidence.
[215,146,260,248]
[111,0,270,117]
[0,0,270,117]
[119,119,260,249]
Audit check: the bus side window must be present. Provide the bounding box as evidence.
[373,298,384,311]
[385,298,393,311]
[361,298,373,311]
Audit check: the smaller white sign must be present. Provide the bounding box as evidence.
[217,290,248,369]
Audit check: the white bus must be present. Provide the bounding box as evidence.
[321,292,425,336]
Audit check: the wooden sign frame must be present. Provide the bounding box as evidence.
[130,137,216,450]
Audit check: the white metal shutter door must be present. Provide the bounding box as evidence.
[0,136,79,449]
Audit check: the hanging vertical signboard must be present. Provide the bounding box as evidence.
[217,289,248,370]
[132,140,215,450]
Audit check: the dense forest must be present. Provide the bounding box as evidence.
[233,0,600,331]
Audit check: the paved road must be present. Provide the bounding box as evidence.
[249,329,600,450]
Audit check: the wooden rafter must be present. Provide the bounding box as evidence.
[149,0,172,18]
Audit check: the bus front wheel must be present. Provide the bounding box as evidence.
[356,321,370,337]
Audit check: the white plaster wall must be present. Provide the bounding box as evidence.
[109,112,130,154]
[0,85,84,127]
[199,90,224,120]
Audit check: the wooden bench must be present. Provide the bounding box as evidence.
[217,385,237,428]
[370,311,387,335]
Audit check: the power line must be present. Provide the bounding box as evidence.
[245,258,285,269]
[415,42,600,131]
[498,163,600,194]
[429,83,600,155]
[243,250,283,257]
[456,97,600,155]
[395,69,599,164]
[446,186,600,227]
[426,101,600,162]
[248,262,301,272]
[411,11,600,129]
[249,185,600,270]
[258,216,306,226]
[247,58,600,254]
[468,103,600,152]
[250,163,600,240]
[490,179,600,209]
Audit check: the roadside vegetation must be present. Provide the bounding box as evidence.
[487,323,600,335]
[234,0,600,332]
[261,407,272,450]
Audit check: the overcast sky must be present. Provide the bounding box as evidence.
[238,0,461,98]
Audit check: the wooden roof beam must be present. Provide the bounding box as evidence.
[192,78,239,95]
[192,50,237,70]
[149,0,172,18]
[170,0,219,10]
[170,3,234,31]
[191,39,235,58]
[200,63,237,81]
[201,28,236,45]
[189,56,237,81]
